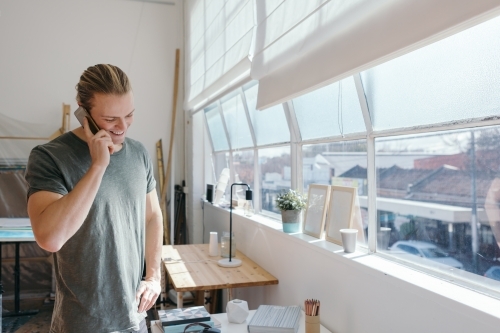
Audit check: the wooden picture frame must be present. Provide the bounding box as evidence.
[302,184,330,239]
[325,185,357,245]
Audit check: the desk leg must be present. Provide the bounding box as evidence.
[204,290,210,312]
[0,242,2,317]
[2,242,38,318]
[176,291,183,308]
[228,288,232,303]
[14,242,20,313]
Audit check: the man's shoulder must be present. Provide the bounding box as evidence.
[37,132,83,153]
[125,137,147,153]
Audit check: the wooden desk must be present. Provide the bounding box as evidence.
[151,310,332,333]
[162,244,278,308]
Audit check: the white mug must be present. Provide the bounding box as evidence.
[340,229,358,253]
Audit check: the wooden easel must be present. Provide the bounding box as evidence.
[49,104,71,140]
[157,49,180,310]
[158,48,180,246]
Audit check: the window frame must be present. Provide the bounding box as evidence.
[199,40,500,299]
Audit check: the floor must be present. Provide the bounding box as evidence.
[1,296,181,333]
[2,297,51,333]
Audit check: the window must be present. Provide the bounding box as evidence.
[293,76,365,140]
[303,140,368,244]
[259,146,291,214]
[220,92,254,149]
[376,128,500,287]
[197,10,500,299]
[361,16,500,130]
[302,141,367,191]
[232,149,254,198]
[205,104,229,151]
[212,151,230,199]
[244,82,290,145]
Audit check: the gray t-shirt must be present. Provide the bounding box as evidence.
[25,132,156,333]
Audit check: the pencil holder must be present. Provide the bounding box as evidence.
[305,314,320,333]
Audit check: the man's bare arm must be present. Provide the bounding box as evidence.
[27,118,114,252]
[27,165,107,252]
[136,189,163,313]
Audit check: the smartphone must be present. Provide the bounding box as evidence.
[74,106,100,135]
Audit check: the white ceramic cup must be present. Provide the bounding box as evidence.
[209,231,218,256]
[340,229,358,253]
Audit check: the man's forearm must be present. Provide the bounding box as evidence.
[145,212,163,281]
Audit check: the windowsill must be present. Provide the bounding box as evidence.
[205,203,500,320]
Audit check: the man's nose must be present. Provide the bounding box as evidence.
[116,118,127,130]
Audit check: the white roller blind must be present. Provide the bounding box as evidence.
[185,0,255,111]
[252,0,500,110]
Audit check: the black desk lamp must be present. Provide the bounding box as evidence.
[218,183,252,268]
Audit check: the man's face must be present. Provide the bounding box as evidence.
[89,92,134,145]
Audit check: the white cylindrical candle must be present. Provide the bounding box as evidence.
[209,232,219,256]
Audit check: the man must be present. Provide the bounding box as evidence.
[25,64,162,333]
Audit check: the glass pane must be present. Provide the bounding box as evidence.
[259,146,291,214]
[293,76,366,140]
[221,93,254,149]
[303,140,368,244]
[244,83,290,146]
[232,149,254,200]
[361,16,500,130]
[205,105,229,151]
[212,152,230,203]
[375,127,500,291]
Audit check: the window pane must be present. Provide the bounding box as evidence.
[303,140,368,244]
[232,150,254,200]
[244,83,290,146]
[212,152,230,203]
[259,146,291,214]
[293,77,366,140]
[376,127,500,291]
[205,105,229,151]
[361,16,500,130]
[221,93,254,149]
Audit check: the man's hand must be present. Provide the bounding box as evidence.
[136,278,161,313]
[83,117,114,169]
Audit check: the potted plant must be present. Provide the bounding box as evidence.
[275,189,307,233]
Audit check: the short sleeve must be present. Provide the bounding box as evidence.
[144,148,156,194]
[25,146,69,198]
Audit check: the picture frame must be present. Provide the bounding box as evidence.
[325,185,357,245]
[302,184,330,239]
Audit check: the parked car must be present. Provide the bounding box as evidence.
[484,266,500,281]
[389,240,463,269]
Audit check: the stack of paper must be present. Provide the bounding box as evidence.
[248,305,301,333]
[157,306,213,333]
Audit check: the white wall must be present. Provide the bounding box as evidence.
[0,0,184,194]
[203,204,500,333]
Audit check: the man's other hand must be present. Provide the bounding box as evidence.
[136,278,161,313]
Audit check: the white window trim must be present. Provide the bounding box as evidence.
[202,73,500,297]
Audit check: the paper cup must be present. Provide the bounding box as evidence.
[209,232,218,256]
[340,229,358,253]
